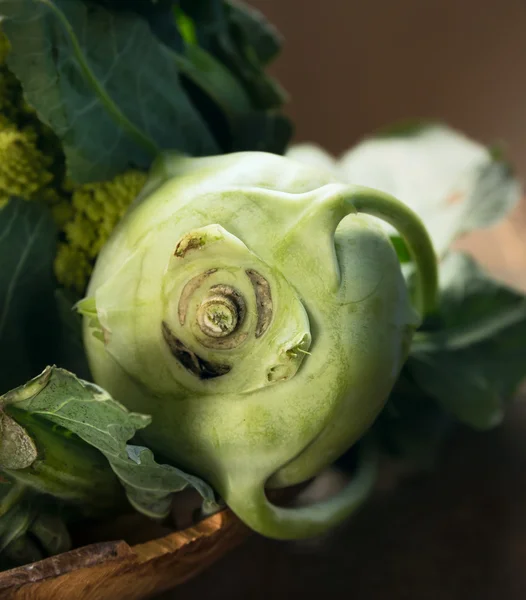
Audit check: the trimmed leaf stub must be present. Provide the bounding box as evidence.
[0,413,37,470]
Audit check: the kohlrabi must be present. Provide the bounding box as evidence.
[81,151,437,540]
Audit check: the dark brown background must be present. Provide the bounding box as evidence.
[166,3,526,598]
[252,0,526,175]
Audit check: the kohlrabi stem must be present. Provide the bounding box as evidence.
[0,482,26,518]
[347,186,438,318]
[226,438,378,540]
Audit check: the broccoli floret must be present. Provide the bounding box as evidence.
[0,126,54,207]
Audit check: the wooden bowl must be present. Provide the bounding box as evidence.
[1,202,525,600]
[0,509,249,600]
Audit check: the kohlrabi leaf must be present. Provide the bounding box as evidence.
[217,2,287,110]
[115,445,219,519]
[0,413,124,510]
[0,412,37,471]
[4,367,217,519]
[0,481,71,565]
[4,367,152,455]
[53,289,91,381]
[229,111,294,154]
[408,253,526,430]
[28,512,71,556]
[172,43,253,117]
[329,124,521,256]
[225,0,282,66]
[172,2,293,152]
[176,0,287,108]
[412,253,526,351]
[0,0,219,184]
[0,483,34,553]
[1,534,43,568]
[0,199,57,395]
[374,371,454,469]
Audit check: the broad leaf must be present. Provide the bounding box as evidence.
[0,481,71,565]
[337,124,521,256]
[4,367,152,455]
[0,199,57,395]
[0,0,218,183]
[216,3,287,110]
[5,367,217,519]
[374,371,454,469]
[409,253,526,429]
[172,43,252,117]
[225,1,282,65]
[0,483,34,553]
[412,252,526,351]
[117,445,218,519]
[53,289,91,380]
[28,512,71,556]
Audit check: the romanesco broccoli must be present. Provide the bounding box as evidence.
[55,171,147,293]
[0,29,147,294]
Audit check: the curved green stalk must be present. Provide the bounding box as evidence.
[0,483,26,518]
[226,439,378,540]
[347,186,438,317]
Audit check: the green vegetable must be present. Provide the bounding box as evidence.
[81,150,437,539]
[0,0,524,556]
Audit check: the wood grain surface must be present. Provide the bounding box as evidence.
[0,511,249,600]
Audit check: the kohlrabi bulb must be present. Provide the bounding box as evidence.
[81,151,437,539]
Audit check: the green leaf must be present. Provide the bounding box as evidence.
[0,481,71,565]
[229,111,293,154]
[374,118,440,139]
[28,512,71,556]
[337,124,521,256]
[172,43,252,116]
[53,289,92,380]
[0,199,57,395]
[413,253,526,351]
[0,483,34,553]
[0,0,219,183]
[1,534,43,568]
[5,368,152,456]
[375,371,453,468]
[176,0,287,110]
[2,410,125,510]
[225,1,282,65]
[115,445,218,519]
[409,253,526,430]
[5,367,217,519]
[216,8,287,110]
